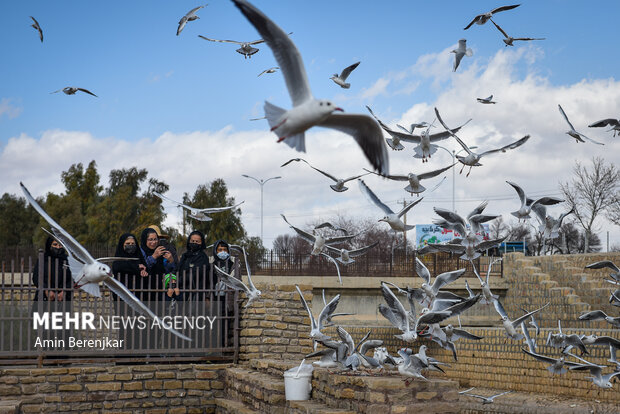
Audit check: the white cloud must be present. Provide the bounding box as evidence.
[360,77,390,100]
[3,46,620,248]
[0,98,23,120]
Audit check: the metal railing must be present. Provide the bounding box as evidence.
[0,251,240,366]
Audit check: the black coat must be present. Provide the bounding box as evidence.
[32,236,73,302]
[177,231,211,301]
[112,233,146,302]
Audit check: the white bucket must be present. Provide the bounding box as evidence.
[283,371,312,401]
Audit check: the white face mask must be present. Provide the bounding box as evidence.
[216,251,229,261]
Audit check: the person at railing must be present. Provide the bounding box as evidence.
[140,227,176,302]
[32,236,73,304]
[111,233,148,302]
[177,230,210,304]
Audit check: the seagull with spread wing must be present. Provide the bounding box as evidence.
[558,104,605,145]
[505,181,564,221]
[463,4,521,30]
[20,183,190,341]
[330,61,360,89]
[295,285,342,344]
[589,118,620,137]
[324,241,378,265]
[231,0,388,173]
[199,34,268,58]
[177,5,206,36]
[214,244,261,308]
[364,163,455,196]
[281,158,369,192]
[492,298,549,340]
[358,179,423,233]
[451,39,473,72]
[154,191,243,222]
[477,95,496,104]
[490,20,545,47]
[51,87,97,97]
[585,260,620,284]
[434,107,530,176]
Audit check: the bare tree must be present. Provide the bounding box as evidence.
[560,157,619,252]
[489,217,509,239]
[607,192,620,226]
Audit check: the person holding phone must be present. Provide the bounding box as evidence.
[140,227,176,302]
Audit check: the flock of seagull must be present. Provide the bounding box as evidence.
[20,0,619,404]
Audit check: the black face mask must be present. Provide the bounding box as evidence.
[124,244,137,255]
[188,243,202,252]
[50,247,64,257]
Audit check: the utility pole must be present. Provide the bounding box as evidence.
[403,199,408,257]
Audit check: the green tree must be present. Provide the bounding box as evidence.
[0,193,39,245]
[182,179,246,246]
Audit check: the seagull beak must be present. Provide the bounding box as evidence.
[334,107,344,112]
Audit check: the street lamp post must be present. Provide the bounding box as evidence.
[436,145,477,213]
[242,174,281,246]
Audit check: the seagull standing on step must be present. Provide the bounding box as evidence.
[330,61,360,89]
[451,39,473,72]
[231,0,388,174]
[463,4,521,30]
[358,179,423,233]
[558,104,605,145]
[20,183,191,341]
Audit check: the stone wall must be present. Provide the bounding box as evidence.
[0,363,227,413]
[238,283,314,362]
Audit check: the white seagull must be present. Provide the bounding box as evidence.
[585,260,620,284]
[490,20,545,47]
[324,241,379,265]
[589,118,620,137]
[435,107,530,176]
[460,389,512,404]
[579,310,620,328]
[30,16,43,42]
[463,4,521,30]
[281,158,369,192]
[568,356,620,389]
[214,245,261,307]
[477,95,496,104]
[281,214,357,255]
[473,260,501,305]
[51,87,97,97]
[558,104,605,145]
[20,183,191,341]
[505,181,563,220]
[396,122,430,134]
[198,32,288,59]
[154,191,243,222]
[295,285,341,343]
[177,5,207,36]
[258,66,279,77]
[358,179,423,233]
[492,298,549,340]
[364,163,455,195]
[451,39,473,72]
[231,0,388,174]
[330,61,360,89]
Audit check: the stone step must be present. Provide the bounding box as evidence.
[250,358,301,376]
[287,400,356,414]
[215,397,259,414]
[224,366,287,413]
[0,401,21,414]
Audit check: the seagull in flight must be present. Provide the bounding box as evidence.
[463,4,521,30]
[153,191,243,222]
[214,245,261,307]
[505,181,563,220]
[258,66,279,77]
[358,179,423,233]
[451,39,473,72]
[588,118,620,137]
[558,104,604,145]
[177,5,207,36]
[490,20,545,47]
[434,107,530,176]
[330,61,360,89]
[396,122,430,134]
[51,87,97,97]
[231,0,388,174]
[585,260,620,284]
[20,183,190,341]
[459,388,512,404]
[477,95,496,104]
[30,16,43,42]
[364,163,455,196]
[281,158,369,192]
[199,34,273,59]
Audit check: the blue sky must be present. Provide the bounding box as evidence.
[1,1,619,248]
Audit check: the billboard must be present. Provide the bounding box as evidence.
[415,224,490,248]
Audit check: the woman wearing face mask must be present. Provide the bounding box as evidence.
[112,233,148,302]
[31,236,73,352]
[210,239,235,350]
[177,231,210,303]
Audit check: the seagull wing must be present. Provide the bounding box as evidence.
[232,0,312,106]
[363,168,408,181]
[396,197,424,219]
[337,326,355,356]
[358,179,394,215]
[318,113,389,175]
[30,16,43,42]
[302,160,339,182]
[490,19,509,39]
[434,108,473,155]
[414,257,431,285]
[295,285,317,331]
[77,88,97,97]
[21,183,96,265]
[479,135,530,157]
[490,4,521,14]
[585,260,620,273]
[200,200,245,214]
[379,304,405,331]
[579,310,607,321]
[589,118,620,128]
[342,172,371,183]
[492,297,508,320]
[512,303,550,328]
[452,328,483,341]
[198,35,244,45]
[417,163,456,180]
[186,5,205,16]
[317,293,341,330]
[381,283,409,331]
[281,214,315,244]
[432,269,466,293]
[214,266,250,294]
[506,181,526,209]
[348,241,379,258]
[576,131,605,145]
[433,207,467,230]
[463,15,482,30]
[104,277,191,341]
[339,61,360,81]
[154,191,195,211]
[558,104,576,131]
[320,252,342,284]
